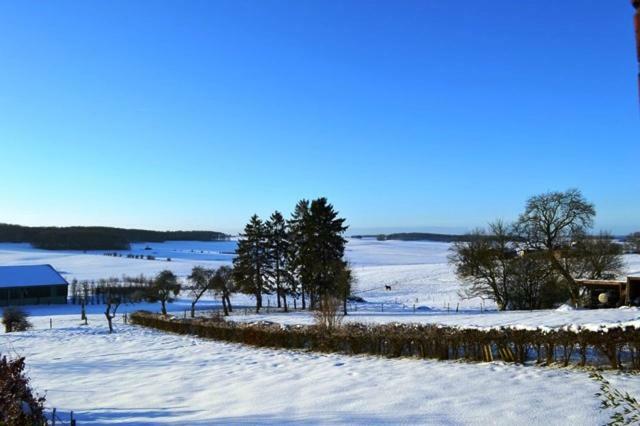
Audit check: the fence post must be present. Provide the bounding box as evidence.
[50,318,52,329]
[52,408,56,426]
[70,411,76,426]
[413,304,416,313]
[381,303,384,312]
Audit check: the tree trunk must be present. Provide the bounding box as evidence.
[301,291,306,310]
[549,254,579,306]
[222,297,229,316]
[276,282,282,308]
[225,293,232,312]
[255,291,262,313]
[161,300,167,316]
[343,288,348,316]
[190,301,196,318]
[283,294,288,313]
[105,306,113,334]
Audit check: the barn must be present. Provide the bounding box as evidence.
[0,264,69,306]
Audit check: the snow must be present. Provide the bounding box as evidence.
[2,239,640,424]
[0,242,228,282]
[0,264,67,288]
[1,314,614,425]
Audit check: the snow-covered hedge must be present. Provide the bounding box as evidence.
[130,311,640,370]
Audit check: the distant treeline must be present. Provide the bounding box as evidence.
[352,232,467,242]
[0,224,229,250]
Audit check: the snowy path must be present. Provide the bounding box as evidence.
[0,315,618,425]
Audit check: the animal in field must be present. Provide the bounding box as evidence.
[384,285,392,291]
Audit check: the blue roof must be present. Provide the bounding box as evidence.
[0,265,68,289]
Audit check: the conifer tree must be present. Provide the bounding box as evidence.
[306,197,349,308]
[265,211,293,311]
[287,199,311,309]
[233,215,271,313]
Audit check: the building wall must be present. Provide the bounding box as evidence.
[0,284,68,307]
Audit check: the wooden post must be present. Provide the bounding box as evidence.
[70,411,76,426]
[52,408,56,426]
[49,318,52,329]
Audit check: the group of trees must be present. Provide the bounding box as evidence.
[450,189,625,310]
[70,266,236,331]
[187,265,234,317]
[0,223,229,250]
[233,197,352,314]
[67,272,182,332]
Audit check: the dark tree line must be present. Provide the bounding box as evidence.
[450,189,625,310]
[0,223,229,250]
[233,198,353,314]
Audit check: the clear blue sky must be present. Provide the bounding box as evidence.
[1,1,638,235]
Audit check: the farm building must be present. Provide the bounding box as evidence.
[577,276,640,308]
[0,264,69,306]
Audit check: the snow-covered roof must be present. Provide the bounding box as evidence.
[0,264,68,289]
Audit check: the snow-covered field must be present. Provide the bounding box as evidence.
[3,314,634,425]
[2,239,640,424]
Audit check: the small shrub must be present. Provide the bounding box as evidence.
[2,307,32,333]
[313,295,344,331]
[0,354,46,425]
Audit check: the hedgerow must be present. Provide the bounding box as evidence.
[130,311,640,370]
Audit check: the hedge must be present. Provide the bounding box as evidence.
[130,311,640,370]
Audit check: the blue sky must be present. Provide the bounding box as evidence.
[0,1,638,235]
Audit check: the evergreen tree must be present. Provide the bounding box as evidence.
[233,215,271,313]
[265,211,293,311]
[306,197,349,308]
[287,199,311,309]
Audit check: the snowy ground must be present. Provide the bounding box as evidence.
[2,239,640,424]
[2,314,634,425]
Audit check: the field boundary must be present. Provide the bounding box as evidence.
[130,311,640,370]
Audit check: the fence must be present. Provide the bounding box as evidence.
[47,408,76,426]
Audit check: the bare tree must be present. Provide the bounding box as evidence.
[508,252,559,310]
[560,232,626,304]
[212,266,234,316]
[313,294,344,330]
[515,189,596,305]
[103,286,121,334]
[148,270,181,316]
[449,221,515,310]
[187,266,214,318]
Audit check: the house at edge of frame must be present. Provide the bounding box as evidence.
[0,264,69,306]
